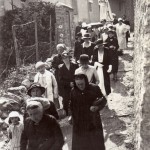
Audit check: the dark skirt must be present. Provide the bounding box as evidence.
[112,52,119,73]
[103,67,111,95]
[72,129,105,150]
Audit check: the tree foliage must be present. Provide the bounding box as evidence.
[1,2,56,71]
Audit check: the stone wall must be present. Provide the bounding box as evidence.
[55,4,75,48]
[134,0,150,150]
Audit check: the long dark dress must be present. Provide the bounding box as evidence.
[70,83,106,150]
[59,62,78,115]
[21,115,64,150]
[105,37,119,73]
[74,39,84,61]
[51,54,63,93]
[92,47,112,95]
[81,42,95,60]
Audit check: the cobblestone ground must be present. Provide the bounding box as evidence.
[61,36,135,150]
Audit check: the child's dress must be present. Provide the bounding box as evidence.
[8,122,24,150]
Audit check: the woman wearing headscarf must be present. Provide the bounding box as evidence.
[58,52,78,116]
[70,74,106,150]
[92,39,112,96]
[20,98,64,150]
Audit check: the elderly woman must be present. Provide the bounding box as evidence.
[20,98,64,150]
[92,39,112,96]
[70,74,106,150]
[58,52,78,116]
[34,61,58,104]
[75,54,99,85]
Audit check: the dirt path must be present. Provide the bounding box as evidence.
[61,39,134,150]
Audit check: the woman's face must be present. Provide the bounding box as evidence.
[62,57,70,63]
[81,63,89,69]
[84,38,90,43]
[75,79,86,91]
[10,117,19,125]
[108,33,113,38]
[31,87,42,97]
[27,106,43,123]
[57,47,64,54]
[37,66,45,74]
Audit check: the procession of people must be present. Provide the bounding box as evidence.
[6,14,131,150]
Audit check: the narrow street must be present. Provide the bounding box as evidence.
[61,37,134,150]
[0,37,134,150]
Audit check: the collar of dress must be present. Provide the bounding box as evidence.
[82,41,92,48]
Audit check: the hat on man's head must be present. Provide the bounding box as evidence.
[83,33,91,39]
[79,54,89,64]
[35,61,45,69]
[27,82,45,96]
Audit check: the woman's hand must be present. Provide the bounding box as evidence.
[90,106,99,112]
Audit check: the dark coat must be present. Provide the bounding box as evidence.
[59,62,78,110]
[74,40,84,61]
[51,54,63,92]
[21,115,64,150]
[92,47,112,95]
[70,81,106,150]
[105,37,119,73]
[113,18,118,25]
[81,42,95,60]
[45,101,59,120]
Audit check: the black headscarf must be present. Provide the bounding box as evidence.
[74,74,89,91]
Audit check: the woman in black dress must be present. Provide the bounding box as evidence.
[106,30,119,81]
[74,32,84,62]
[59,52,78,116]
[92,39,112,96]
[81,33,95,60]
[70,74,106,150]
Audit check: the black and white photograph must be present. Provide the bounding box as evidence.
[0,0,148,150]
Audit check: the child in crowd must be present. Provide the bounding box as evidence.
[7,111,23,150]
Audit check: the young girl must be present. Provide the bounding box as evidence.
[7,111,23,150]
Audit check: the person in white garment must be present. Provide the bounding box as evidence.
[75,54,99,85]
[34,61,58,103]
[7,111,23,150]
[115,18,130,52]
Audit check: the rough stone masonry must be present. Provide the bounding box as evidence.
[134,0,150,150]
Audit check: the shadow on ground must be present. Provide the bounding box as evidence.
[101,106,127,147]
